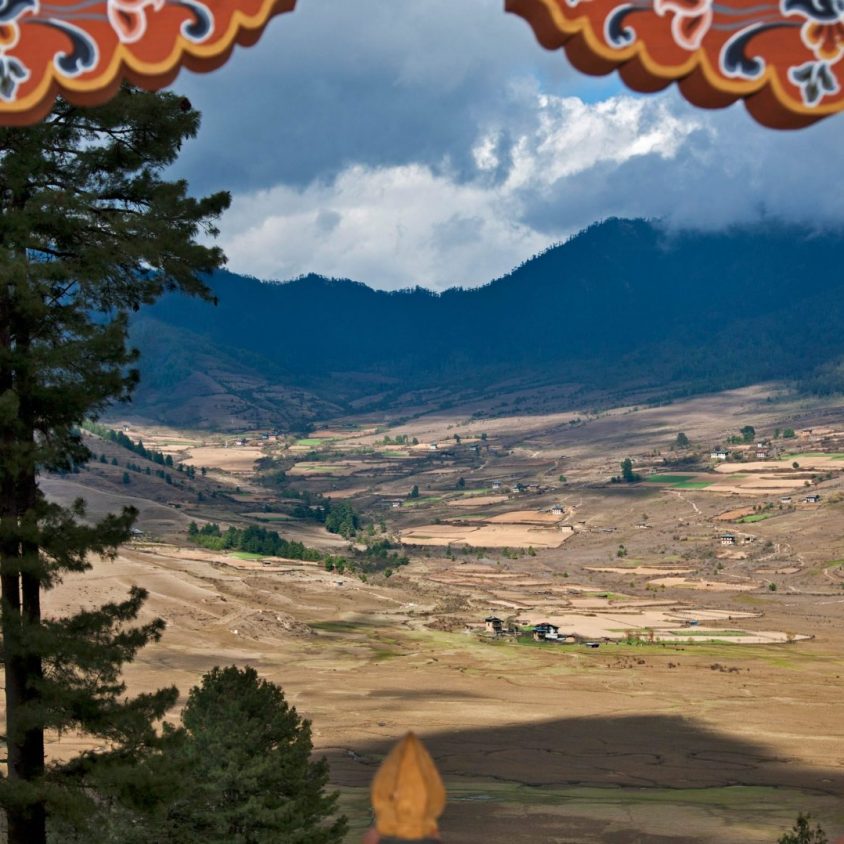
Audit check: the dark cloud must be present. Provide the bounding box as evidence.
[168,0,844,290]
[171,0,602,195]
[517,91,844,237]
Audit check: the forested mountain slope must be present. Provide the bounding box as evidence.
[128,218,844,428]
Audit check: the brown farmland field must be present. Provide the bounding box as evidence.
[39,385,844,842]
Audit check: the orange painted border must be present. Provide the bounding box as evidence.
[0,0,295,125]
[506,0,839,128]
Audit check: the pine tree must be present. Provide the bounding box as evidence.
[162,666,347,843]
[778,813,828,844]
[0,88,229,843]
[620,458,641,483]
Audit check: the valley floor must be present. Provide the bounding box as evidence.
[38,383,844,842]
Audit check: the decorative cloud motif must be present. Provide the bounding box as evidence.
[507,0,844,127]
[0,0,295,124]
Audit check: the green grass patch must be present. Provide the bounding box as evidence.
[784,452,844,460]
[311,620,374,634]
[515,635,554,648]
[403,496,443,507]
[370,648,401,661]
[295,464,336,474]
[737,513,772,523]
[678,629,747,637]
[645,475,711,489]
[294,438,327,447]
[230,551,263,561]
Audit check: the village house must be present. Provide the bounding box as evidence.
[485,616,503,635]
[533,622,560,641]
[390,500,403,510]
[550,504,565,516]
[491,479,502,490]
[428,442,439,451]
[803,494,821,504]
[512,482,525,494]
[780,496,792,504]
[720,533,737,546]
[711,447,729,460]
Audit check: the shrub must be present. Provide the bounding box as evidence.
[778,813,828,843]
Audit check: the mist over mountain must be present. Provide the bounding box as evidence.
[127,218,844,429]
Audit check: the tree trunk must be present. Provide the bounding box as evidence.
[0,284,47,844]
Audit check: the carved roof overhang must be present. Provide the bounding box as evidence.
[0,0,295,125]
[507,0,844,127]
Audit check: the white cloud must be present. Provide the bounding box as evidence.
[222,162,546,290]
[180,0,844,290]
[220,92,702,290]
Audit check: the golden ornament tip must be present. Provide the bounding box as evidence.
[371,732,446,840]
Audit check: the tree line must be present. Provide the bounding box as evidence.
[82,421,175,467]
[187,521,409,575]
[189,522,326,562]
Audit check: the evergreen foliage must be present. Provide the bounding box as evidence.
[322,501,359,538]
[186,522,408,572]
[0,87,228,843]
[778,813,828,844]
[132,219,844,419]
[82,421,173,467]
[162,666,347,843]
[189,523,325,562]
[616,458,641,483]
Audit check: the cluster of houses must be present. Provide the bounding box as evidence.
[710,441,778,461]
[484,616,585,644]
[490,479,556,496]
[719,533,755,545]
[531,622,572,642]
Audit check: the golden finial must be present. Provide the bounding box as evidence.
[371,732,446,840]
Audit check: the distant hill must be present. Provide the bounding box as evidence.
[127,218,844,429]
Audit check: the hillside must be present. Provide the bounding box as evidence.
[127,218,844,429]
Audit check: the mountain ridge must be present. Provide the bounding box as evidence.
[126,218,844,430]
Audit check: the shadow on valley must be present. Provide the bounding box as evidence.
[329,713,842,792]
[328,714,844,842]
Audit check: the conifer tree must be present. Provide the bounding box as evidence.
[0,88,229,843]
[161,666,347,843]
